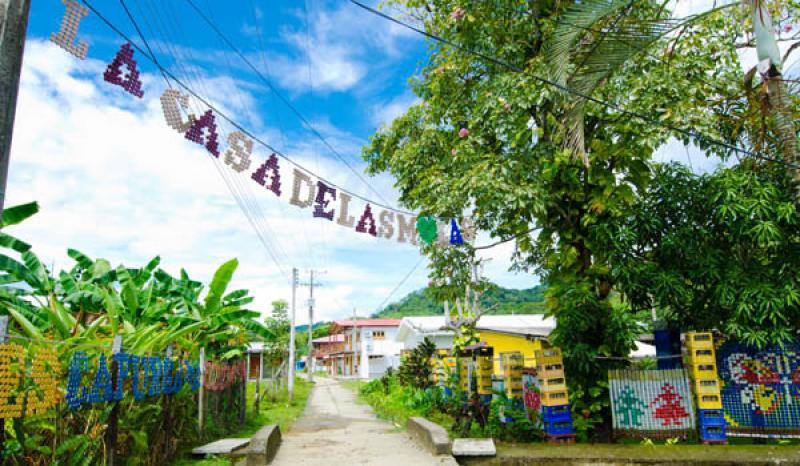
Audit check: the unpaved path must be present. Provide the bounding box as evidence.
[271,377,456,465]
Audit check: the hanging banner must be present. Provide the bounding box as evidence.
[49,0,479,249]
[609,368,696,439]
[717,341,800,438]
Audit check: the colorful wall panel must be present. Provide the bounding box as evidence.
[609,369,696,439]
[717,341,800,438]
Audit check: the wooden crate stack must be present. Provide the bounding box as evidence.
[684,332,726,444]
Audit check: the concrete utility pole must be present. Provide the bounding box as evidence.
[351,307,357,377]
[0,0,31,220]
[307,270,315,383]
[288,267,298,403]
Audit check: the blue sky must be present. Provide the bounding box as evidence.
[9,0,537,324]
[11,1,794,323]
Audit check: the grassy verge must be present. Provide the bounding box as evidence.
[172,377,313,465]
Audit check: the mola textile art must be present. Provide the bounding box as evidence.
[609,369,696,439]
[717,341,800,438]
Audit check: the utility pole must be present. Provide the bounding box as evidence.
[307,270,315,383]
[352,307,357,377]
[0,0,31,219]
[288,267,298,403]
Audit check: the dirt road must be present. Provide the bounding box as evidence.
[271,377,457,465]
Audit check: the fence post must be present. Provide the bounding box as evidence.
[0,315,7,447]
[198,347,205,436]
[105,335,123,466]
[0,315,8,343]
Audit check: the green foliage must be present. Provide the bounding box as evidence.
[485,395,542,443]
[610,162,800,347]
[398,338,437,389]
[374,286,547,318]
[0,203,277,465]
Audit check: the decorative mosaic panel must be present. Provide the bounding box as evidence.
[609,369,696,439]
[522,368,542,425]
[717,341,800,438]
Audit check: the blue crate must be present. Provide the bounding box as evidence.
[700,425,727,442]
[544,419,573,436]
[698,409,726,427]
[542,405,572,423]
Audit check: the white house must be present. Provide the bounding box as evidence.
[329,319,403,379]
[395,314,657,359]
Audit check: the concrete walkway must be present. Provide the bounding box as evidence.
[271,377,456,465]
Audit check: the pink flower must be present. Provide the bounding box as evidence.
[451,7,465,21]
[451,148,457,156]
[503,103,511,111]
[458,127,469,138]
[784,24,793,33]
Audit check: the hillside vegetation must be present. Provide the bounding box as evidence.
[373,285,547,318]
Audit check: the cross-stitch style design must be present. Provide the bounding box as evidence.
[184,110,221,156]
[0,343,25,419]
[50,0,89,59]
[609,369,696,439]
[522,370,541,414]
[103,43,145,98]
[717,341,800,438]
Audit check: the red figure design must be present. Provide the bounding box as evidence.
[523,381,541,412]
[650,383,690,426]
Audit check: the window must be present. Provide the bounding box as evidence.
[372,330,385,341]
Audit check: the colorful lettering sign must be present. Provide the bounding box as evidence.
[66,351,200,411]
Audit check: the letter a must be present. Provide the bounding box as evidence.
[185,110,221,157]
[250,154,282,196]
[355,204,378,237]
[103,43,145,98]
[51,0,89,59]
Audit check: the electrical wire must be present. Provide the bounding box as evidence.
[347,0,800,170]
[374,255,425,313]
[79,0,421,219]
[183,0,394,207]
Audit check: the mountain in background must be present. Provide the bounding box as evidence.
[372,285,547,318]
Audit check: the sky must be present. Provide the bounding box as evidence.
[8,1,797,324]
[9,0,537,325]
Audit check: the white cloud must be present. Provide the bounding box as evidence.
[370,93,419,128]
[268,1,421,93]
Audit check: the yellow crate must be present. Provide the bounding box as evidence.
[535,348,564,366]
[541,389,569,406]
[696,393,722,409]
[690,363,718,380]
[693,378,721,395]
[687,348,716,365]
[685,332,714,350]
[541,376,567,392]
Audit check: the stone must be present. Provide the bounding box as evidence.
[451,438,496,457]
[191,438,250,456]
[406,417,451,456]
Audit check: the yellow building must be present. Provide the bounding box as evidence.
[476,327,549,374]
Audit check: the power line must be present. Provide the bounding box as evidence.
[348,0,800,170]
[118,0,169,87]
[375,255,425,312]
[183,0,394,207]
[78,0,420,218]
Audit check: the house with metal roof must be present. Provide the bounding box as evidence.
[328,319,402,378]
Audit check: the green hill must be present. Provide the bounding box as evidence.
[373,285,547,318]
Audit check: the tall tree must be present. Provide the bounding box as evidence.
[363,0,742,436]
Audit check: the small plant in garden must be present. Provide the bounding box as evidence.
[397,338,436,389]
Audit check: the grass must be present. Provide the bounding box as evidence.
[171,377,313,465]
